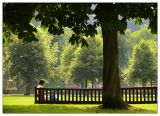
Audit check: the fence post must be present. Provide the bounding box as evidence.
[80,89,81,102]
[49,89,52,103]
[121,89,123,100]
[61,89,63,102]
[72,89,74,101]
[76,89,78,101]
[94,89,96,101]
[143,88,146,102]
[68,89,70,101]
[125,89,127,102]
[53,89,55,101]
[46,89,48,102]
[98,89,101,102]
[128,88,131,102]
[91,89,93,102]
[155,88,157,102]
[132,88,134,103]
[87,89,89,102]
[83,89,85,102]
[151,88,153,102]
[64,89,66,102]
[57,89,59,101]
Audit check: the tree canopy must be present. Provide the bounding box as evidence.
[3,3,157,44]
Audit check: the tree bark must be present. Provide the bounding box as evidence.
[102,29,128,109]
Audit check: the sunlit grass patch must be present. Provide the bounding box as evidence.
[3,94,157,113]
[3,104,157,113]
[3,94,34,105]
[130,104,158,112]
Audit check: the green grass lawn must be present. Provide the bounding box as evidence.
[3,94,158,113]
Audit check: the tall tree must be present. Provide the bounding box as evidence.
[51,27,73,66]
[118,25,157,87]
[7,28,57,95]
[118,25,157,69]
[128,40,157,86]
[61,44,78,83]
[3,3,157,109]
[71,35,103,88]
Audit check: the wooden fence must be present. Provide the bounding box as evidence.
[121,87,157,104]
[35,86,157,104]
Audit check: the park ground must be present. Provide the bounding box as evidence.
[3,94,157,113]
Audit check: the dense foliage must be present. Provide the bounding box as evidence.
[3,3,157,44]
[128,40,157,86]
[3,28,59,94]
[3,25,157,92]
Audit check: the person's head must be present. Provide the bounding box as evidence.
[39,79,45,86]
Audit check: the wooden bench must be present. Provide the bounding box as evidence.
[35,86,157,104]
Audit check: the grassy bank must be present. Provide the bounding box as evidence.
[3,95,158,113]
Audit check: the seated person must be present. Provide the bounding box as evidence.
[37,79,45,88]
[37,79,45,101]
[37,80,57,101]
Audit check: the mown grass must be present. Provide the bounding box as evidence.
[3,94,158,113]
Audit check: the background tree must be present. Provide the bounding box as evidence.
[3,3,157,109]
[51,28,74,84]
[3,44,11,89]
[118,25,157,87]
[71,35,103,88]
[128,40,157,86]
[60,44,78,83]
[51,27,73,66]
[7,28,58,95]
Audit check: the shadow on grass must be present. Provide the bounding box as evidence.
[3,104,157,114]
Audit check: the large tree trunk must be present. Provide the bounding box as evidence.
[102,29,128,109]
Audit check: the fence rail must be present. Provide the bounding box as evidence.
[35,86,157,104]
